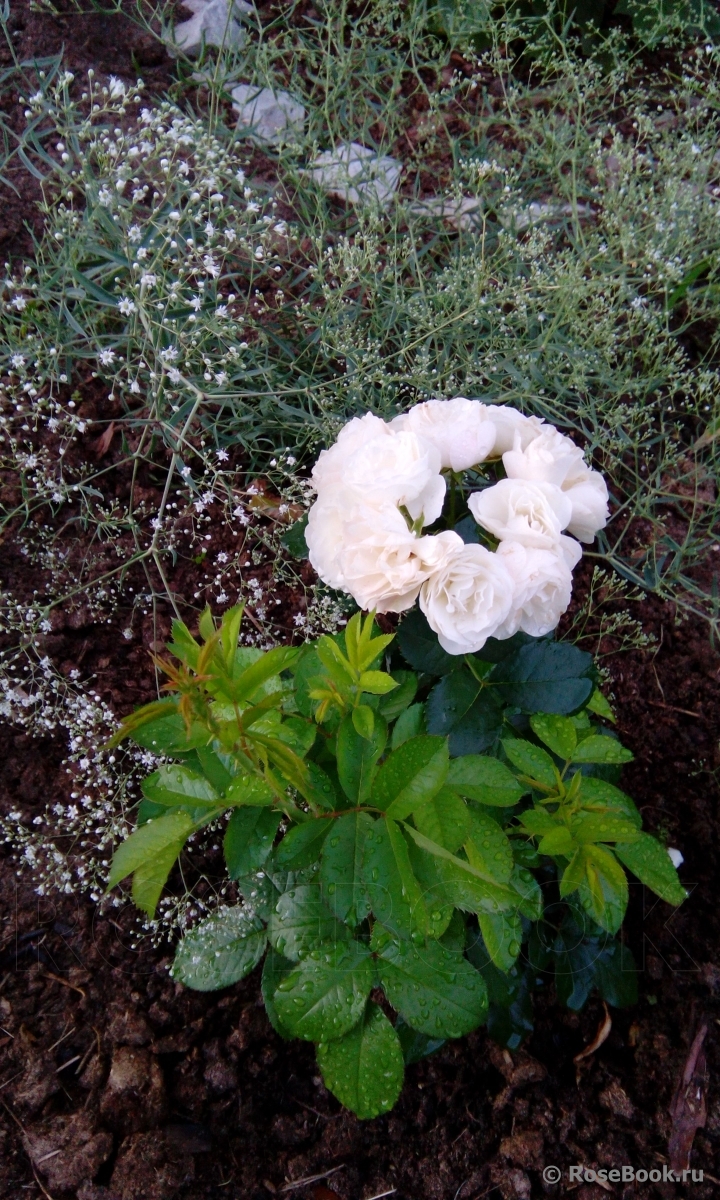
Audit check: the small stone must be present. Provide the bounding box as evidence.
[99,1046,168,1135]
[304,142,402,208]
[173,0,252,54]
[231,85,305,144]
[407,194,483,231]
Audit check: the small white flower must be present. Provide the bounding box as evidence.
[12,295,27,311]
[216,448,229,461]
[11,354,25,369]
[130,380,141,393]
[98,349,116,366]
[118,297,136,315]
[108,76,126,99]
[140,272,157,288]
[128,224,142,242]
[167,368,182,384]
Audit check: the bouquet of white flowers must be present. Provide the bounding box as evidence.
[306,399,609,654]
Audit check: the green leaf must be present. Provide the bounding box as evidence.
[320,811,373,927]
[537,826,576,857]
[172,906,267,991]
[397,608,455,675]
[465,811,513,883]
[403,825,518,915]
[316,1001,404,1119]
[195,747,233,793]
[491,641,594,713]
[413,787,471,853]
[615,833,687,905]
[578,777,641,828]
[107,810,194,891]
[446,755,526,806]
[578,845,629,934]
[292,648,324,717]
[304,762,339,812]
[478,909,523,973]
[362,817,428,938]
[404,840,455,939]
[224,773,276,807]
[142,764,220,809]
[517,807,561,837]
[438,909,467,954]
[219,604,245,677]
[509,864,543,921]
[280,514,309,559]
[571,736,634,764]
[395,1015,446,1064]
[571,813,641,845]
[375,930,488,1039]
[267,884,349,961]
[502,739,557,789]
[426,670,503,756]
[274,817,334,870]
[586,688,616,723]
[261,947,295,1038]
[352,704,376,740]
[377,671,418,721]
[232,645,301,703]
[273,940,373,1041]
[336,713,387,804]
[594,940,638,1008]
[529,713,577,759]
[373,735,449,820]
[128,711,210,753]
[559,847,590,897]
[391,703,425,749]
[131,840,183,918]
[224,808,281,878]
[358,670,399,695]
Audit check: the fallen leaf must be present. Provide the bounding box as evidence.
[668,1023,707,1174]
[94,422,116,458]
[574,1003,612,1081]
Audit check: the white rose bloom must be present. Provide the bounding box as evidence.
[495,541,573,638]
[391,397,496,472]
[487,405,545,455]
[502,425,586,487]
[502,426,609,543]
[468,478,572,549]
[311,412,392,491]
[342,429,445,524]
[563,472,609,543]
[339,506,463,613]
[420,543,515,655]
[305,495,349,589]
[558,534,583,569]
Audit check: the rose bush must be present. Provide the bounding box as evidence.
[306,399,609,654]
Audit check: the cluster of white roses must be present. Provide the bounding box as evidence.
[306,398,609,655]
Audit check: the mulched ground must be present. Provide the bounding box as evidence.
[1,4,720,1199]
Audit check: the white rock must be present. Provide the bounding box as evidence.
[173,0,252,54]
[667,847,684,868]
[231,85,305,144]
[304,142,402,208]
[407,194,482,231]
[499,200,593,232]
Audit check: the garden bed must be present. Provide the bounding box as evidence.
[1,1,719,1197]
